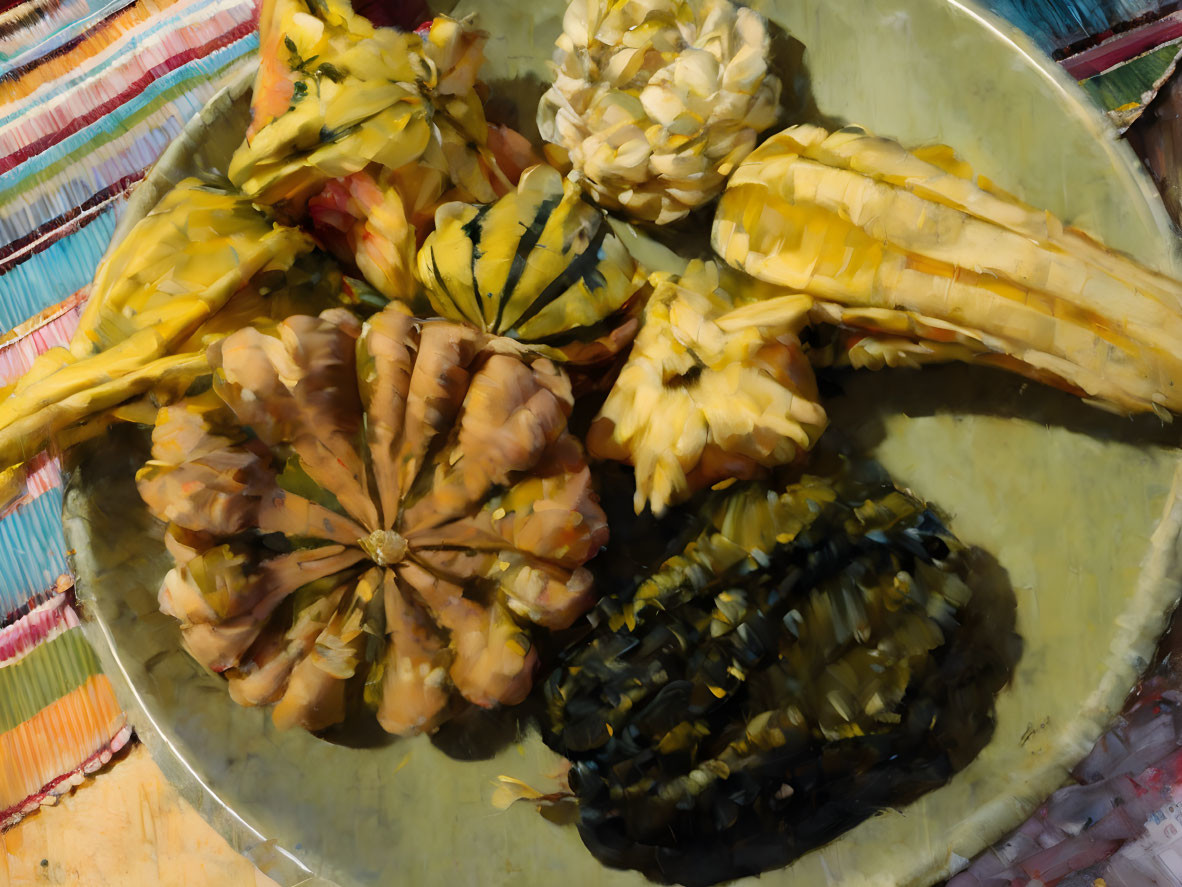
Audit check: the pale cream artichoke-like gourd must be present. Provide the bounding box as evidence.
[537,0,781,225]
[588,260,827,515]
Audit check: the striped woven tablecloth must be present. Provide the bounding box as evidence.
[0,0,258,829]
[2,1,1182,884]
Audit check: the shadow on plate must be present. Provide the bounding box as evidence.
[819,362,1180,453]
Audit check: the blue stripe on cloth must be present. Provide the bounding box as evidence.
[0,204,117,332]
[0,487,68,620]
[0,0,253,130]
[0,126,162,248]
[0,2,203,130]
[977,0,1170,54]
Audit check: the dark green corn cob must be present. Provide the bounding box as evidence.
[545,461,1014,886]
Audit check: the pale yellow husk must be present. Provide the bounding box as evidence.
[589,260,826,514]
[713,123,1182,416]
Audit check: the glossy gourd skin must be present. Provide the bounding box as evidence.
[417,165,645,364]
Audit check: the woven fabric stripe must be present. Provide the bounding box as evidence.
[0,290,84,345]
[0,0,247,140]
[0,674,126,817]
[0,294,81,382]
[0,39,256,247]
[0,0,252,839]
[977,0,1169,55]
[0,0,261,836]
[0,627,102,734]
[0,203,117,332]
[0,592,76,666]
[0,2,131,84]
[0,452,63,522]
[11,452,61,503]
[0,296,79,518]
[0,0,182,107]
[0,486,69,620]
[0,184,132,274]
[0,0,132,69]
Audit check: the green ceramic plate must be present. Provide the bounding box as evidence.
[67,2,1182,886]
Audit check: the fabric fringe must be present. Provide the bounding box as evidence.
[0,678,129,828]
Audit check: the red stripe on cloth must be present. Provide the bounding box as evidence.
[0,592,77,665]
[0,0,134,83]
[0,451,63,520]
[0,288,84,349]
[20,452,61,500]
[0,575,73,646]
[0,297,82,385]
[0,689,131,832]
[1063,11,1182,79]
[0,17,255,174]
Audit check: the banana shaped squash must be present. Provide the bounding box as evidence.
[712,124,1182,417]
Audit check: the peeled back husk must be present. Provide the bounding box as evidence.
[588,259,827,515]
[234,0,528,214]
[712,123,1182,417]
[229,0,432,208]
[0,179,314,471]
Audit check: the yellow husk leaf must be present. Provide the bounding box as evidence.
[0,179,312,471]
[589,260,826,515]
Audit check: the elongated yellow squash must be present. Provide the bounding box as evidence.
[0,180,313,469]
[712,124,1182,416]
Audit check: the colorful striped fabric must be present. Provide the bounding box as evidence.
[0,0,257,831]
[978,0,1182,131]
[0,592,130,830]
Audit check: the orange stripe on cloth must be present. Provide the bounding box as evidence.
[0,674,127,819]
[0,0,187,104]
